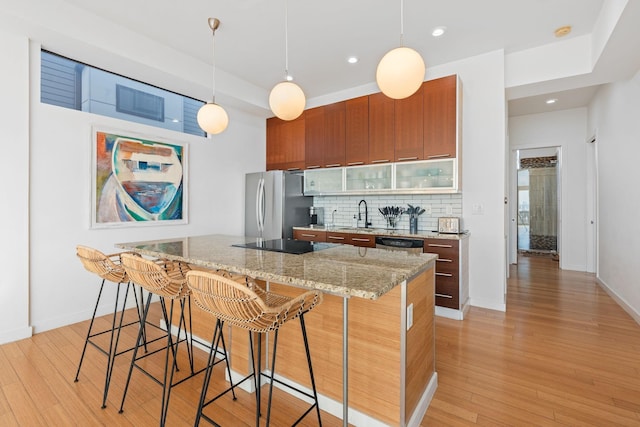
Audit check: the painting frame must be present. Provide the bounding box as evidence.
[91,126,188,228]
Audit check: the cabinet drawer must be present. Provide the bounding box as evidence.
[435,281,459,308]
[348,234,376,248]
[326,232,349,243]
[435,294,459,309]
[435,271,459,286]
[293,229,326,242]
[424,239,459,258]
[435,257,460,274]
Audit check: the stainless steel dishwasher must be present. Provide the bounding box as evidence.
[374,236,424,254]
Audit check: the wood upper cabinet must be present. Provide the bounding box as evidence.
[345,96,369,166]
[368,92,395,164]
[305,107,325,169]
[266,115,305,171]
[424,75,458,160]
[394,88,424,162]
[323,101,346,167]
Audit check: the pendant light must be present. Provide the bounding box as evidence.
[269,0,306,120]
[376,0,426,99]
[197,17,229,135]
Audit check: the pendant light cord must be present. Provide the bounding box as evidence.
[211,23,217,103]
[284,0,289,79]
[400,0,405,47]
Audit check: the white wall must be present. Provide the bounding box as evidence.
[509,108,590,271]
[0,25,266,342]
[588,73,640,320]
[427,51,508,312]
[0,29,32,344]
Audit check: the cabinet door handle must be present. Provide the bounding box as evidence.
[427,154,451,159]
[325,163,341,168]
[287,167,301,171]
[351,238,371,242]
[435,293,453,298]
[428,243,453,248]
[397,156,418,161]
[371,159,390,163]
[306,165,321,169]
[347,161,364,166]
[436,272,453,277]
[301,234,318,238]
[436,258,453,263]
[328,236,345,240]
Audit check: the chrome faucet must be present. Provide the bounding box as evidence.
[358,199,372,228]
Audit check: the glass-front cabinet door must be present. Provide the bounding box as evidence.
[304,168,343,195]
[395,158,457,192]
[345,164,392,192]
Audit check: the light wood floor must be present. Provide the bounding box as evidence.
[1,256,639,426]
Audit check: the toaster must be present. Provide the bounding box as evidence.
[438,217,463,234]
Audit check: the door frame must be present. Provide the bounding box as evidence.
[508,145,562,266]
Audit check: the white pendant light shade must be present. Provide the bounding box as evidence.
[197,102,229,135]
[376,46,425,99]
[269,81,306,120]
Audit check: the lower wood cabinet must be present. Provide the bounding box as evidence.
[424,237,469,313]
[326,231,376,247]
[292,229,326,242]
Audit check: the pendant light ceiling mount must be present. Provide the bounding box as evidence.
[197,17,229,135]
[269,0,306,121]
[376,0,426,100]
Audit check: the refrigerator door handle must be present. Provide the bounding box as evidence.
[256,177,265,234]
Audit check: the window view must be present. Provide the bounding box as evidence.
[40,50,205,137]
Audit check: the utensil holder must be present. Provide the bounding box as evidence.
[409,217,418,234]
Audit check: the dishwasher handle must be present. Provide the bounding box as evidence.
[374,236,424,249]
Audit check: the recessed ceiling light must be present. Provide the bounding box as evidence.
[347,56,359,64]
[546,98,558,104]
[554,25,572,37]
[432,26,446,37]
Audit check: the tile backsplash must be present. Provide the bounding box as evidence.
[312,194,462,232]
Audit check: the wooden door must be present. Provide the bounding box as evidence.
[324,101,346,167]
[266,115,305,171]
[368,92,394,164]
[394,88,424,162]
[305,106,325,169]
[345,96,369,166]
[424,75,457,160]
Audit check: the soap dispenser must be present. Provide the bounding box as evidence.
[352,215,358,228]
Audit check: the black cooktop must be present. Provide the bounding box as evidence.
[233,238,334,255]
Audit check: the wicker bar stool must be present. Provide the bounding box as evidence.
[118,253,234,427]
[186,270,323,427]
[74,245,147,409]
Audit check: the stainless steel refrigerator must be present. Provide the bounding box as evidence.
[245,170,313,240]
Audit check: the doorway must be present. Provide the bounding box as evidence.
[515,148,560,261]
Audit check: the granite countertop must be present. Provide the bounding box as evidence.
[116,234,437,300]
[294,226,470,240]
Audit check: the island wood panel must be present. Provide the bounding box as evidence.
[271,284,403,425]
[405,268,435,419]
[347,283,403,426]
[269,281,405,426]
[267,283,344,400]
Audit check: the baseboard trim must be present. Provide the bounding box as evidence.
[596,277,640,326]
[0,325,33,345]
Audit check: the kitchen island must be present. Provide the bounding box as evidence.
[117,234,437,427]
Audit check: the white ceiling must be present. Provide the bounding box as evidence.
[24,0,640,116]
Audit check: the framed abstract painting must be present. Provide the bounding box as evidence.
[91,127,188,228]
